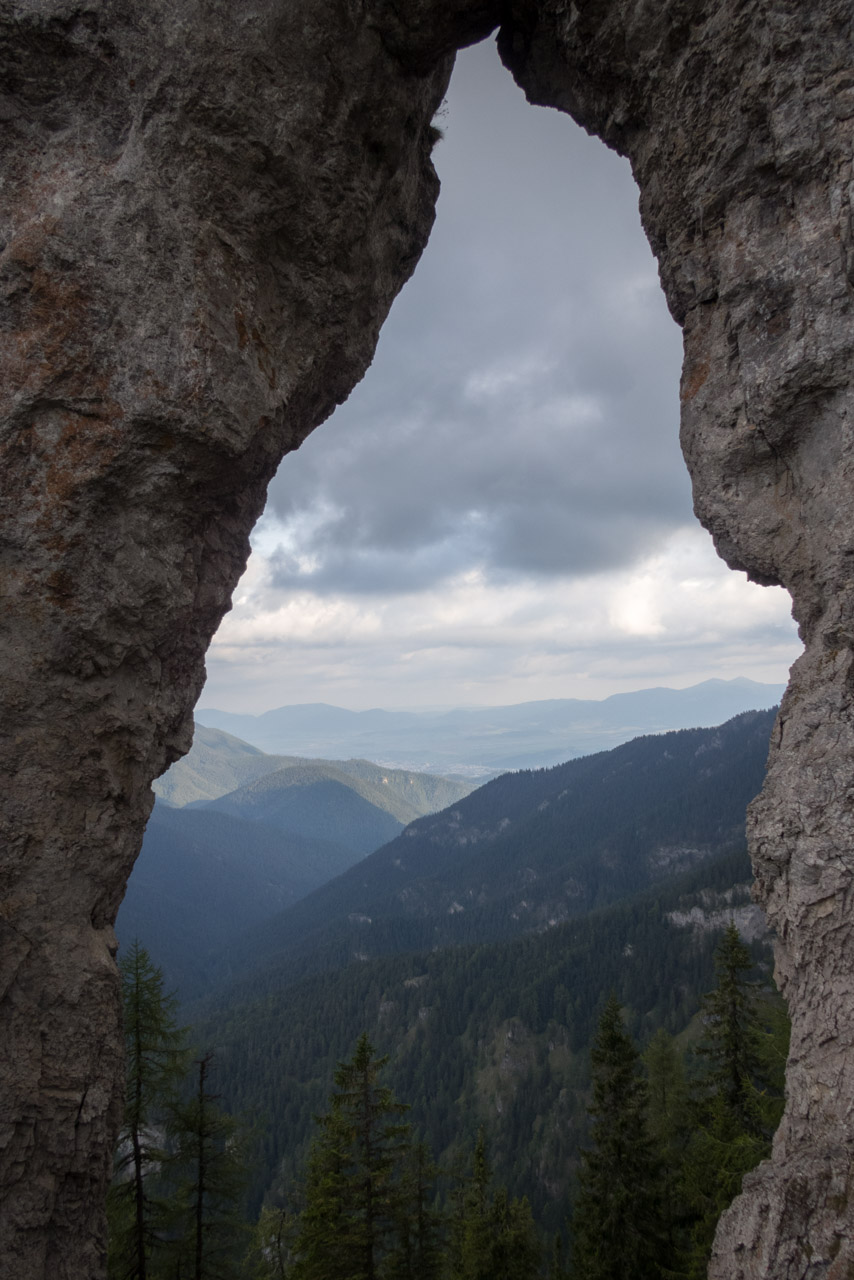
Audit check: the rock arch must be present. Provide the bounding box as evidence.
[1,2,851,1275]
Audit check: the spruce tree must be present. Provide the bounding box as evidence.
[489,1189,540,1280]
[388,1140,444,1280]
[680,923,789,1277]
[448,1129,540,1280]
[293,1112,356,1280]
[680,1098,769,1280]
[643,1027,690,1250]
[697,923,762,1131]
[570,995,664,1280]
[548,1233,569,1280]
[291,1033,412,1280]
[446,1151,470,1280]
[453,1129,492,1280]
[108,940,187,1280]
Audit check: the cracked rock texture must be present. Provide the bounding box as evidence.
[0,2,480,1273]
[1,1,853,1276]
[504,3,854,1275]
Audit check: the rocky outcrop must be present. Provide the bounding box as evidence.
[668,902,768,944]
[1,0,853,1276]
[0,3,475,1274]
[501,4,854,1275]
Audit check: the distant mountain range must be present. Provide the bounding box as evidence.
[194,678,785,773]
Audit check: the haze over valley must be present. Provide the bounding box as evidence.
[194,676,785,774]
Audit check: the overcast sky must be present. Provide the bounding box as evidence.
[201,39,801,714]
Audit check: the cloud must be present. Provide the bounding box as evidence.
[207,526,799,711]
[203,41,801,713]
[262,40,688,598]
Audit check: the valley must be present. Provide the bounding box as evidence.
[116,688,785,1274]
[120,731,476,998]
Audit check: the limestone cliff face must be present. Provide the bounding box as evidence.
[0,3,474,1274]
[501,3,854,1274]
[1,1,852,1276]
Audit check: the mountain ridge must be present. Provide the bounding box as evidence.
[208,707,777,999]
[194,679,785,772]
[127,733,476,998]
[155,724,477,810]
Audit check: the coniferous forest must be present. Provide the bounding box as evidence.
[111,710,789,1278]
[109,928,787,1279]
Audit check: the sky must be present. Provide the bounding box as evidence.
[200,39,801,715]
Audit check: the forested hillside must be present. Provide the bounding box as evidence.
[122,733,475,996]
[198,847,768,1232]
[116,706,787,1277]
[119,915,785,1279]
[215,709,775,989]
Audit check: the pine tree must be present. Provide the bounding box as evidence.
[291,1033,412,1280]
[108,940,187,1280]
[645,1029,690,1152]
[489,1189,540,1280]
[453,1129,492,1280]
[680,1098,769,1280]
[548,1233,569,1280]
[643,1027,690,1251]
[388,1141,444,1280]
[293,1113,356,1280]
[570,995,664,1280]
[446,1151,470,1280]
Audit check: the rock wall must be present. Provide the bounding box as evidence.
[499,3,854,1274]
[0,2,480,1273]
[1,0,852,1276]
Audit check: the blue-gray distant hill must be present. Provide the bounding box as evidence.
[116,804,348,1000]
[119,728,475,997]
[194,677,785,773]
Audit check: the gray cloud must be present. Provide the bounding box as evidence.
[263,39,689,598]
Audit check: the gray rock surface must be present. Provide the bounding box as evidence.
[0,2,469,1273]
[1,0,852,1276]
[502,4,854,1274]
